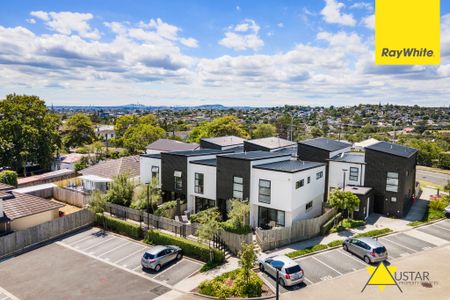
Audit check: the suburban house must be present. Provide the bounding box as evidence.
[364,141,417,218]
[78,155,140,192]
[146,139,199,154]
[0,191,64,232]
[200,136,246,150]
[17,169,75,188]
[327,152,366,193]
[243,137,297,154]
[96,125,116,142]
[53,153,88,171]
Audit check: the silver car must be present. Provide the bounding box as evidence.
[258,255,304,287]
[141,245,183,272]
[445,205,450,217]
[343,237,388,264]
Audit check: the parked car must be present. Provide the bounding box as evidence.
[258,255,304,287]
[445,205,450,217]
[343,237,388,264]
[141,245,183,272]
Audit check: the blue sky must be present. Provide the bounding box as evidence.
[0,0,449,106]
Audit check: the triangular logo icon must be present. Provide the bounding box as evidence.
[361,261,402,293]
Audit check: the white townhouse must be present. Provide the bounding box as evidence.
[327,152,366,195]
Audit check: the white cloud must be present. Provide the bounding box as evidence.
[277,22,284,28]
[362,14,375,29]
[30,11,100,39]
[26,18,36,24]
[320,0,356,26]
[349,2,373,11]
[180,37,199,48]
[236,6,241,11]
[218,19,264,51]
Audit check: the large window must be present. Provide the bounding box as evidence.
[295,179,304,189]
[194,173,204,194]
[258,206,285,229]
[316,171,323,180]
[195,197,215,213]
[258,179,271,204]
[151,166,159,181]
[349,167,359,182]
[174,170,182,190]
[233,176,243,200]
[386,172,399,192]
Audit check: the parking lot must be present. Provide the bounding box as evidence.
[0,287,16,300]
[259,219,450,293]
[57,227,203,286]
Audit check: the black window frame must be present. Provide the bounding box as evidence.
[386,172,399,192]
[151,165,159,181]
[194,172,204,194]
[295,179,304,189]
[305,200,313,211]
[258,179,271,204]
[316,171,323,180]
[174,170,182,190]
[233,176,244,200]
[349,167,359,181]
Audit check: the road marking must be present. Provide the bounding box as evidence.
[336,249,367,266]
[82,237,115,252]
[320,275,333,281]
[311,256,342,275]
[98,241,131,257]
[114,247,146,264]
[303,277,313,285]
[0,287,19,300]
[66,234,98,247]
[433,224,450,232]
[382,236,417,253]
[154,260,182,279]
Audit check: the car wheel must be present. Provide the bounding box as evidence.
[155,264,161,272]
[176,252,183,260]
[343,244,348,251]
[364,256,371,264]
[259,264,264,272]
[278,278,286,287]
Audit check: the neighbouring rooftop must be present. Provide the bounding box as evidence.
[201,136,246,147]
[189,158,217,167]
[245,137,296,150]
[17,169,75,186]
[218,150,291,161]
[254,160,325,173]
[146,139,199,152]
[299,137,351,152]
[365,141,417,158]
[0,192,64,221]
[344,185,373,195]
[140,153,162,159]
[164,149,231,157]
[0,182,13,191]
[79,155,140,179]
[330,152,366,164]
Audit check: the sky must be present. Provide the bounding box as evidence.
[0,0,449,107]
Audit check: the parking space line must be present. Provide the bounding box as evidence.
[382,236,417,253]
[154,261,182,279]
[0,295,8,300]
[83,237,115,252]
[66,234,99,247]
[303,277,313,285]
[336,249,367,266]
[433,224,450,232]
[114,247,145,264]
[311,256,342,275]
[0,287,18,300]
[98,241,131,258]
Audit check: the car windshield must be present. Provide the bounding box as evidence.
[285,265,301,274]
[143,252,155,259]
[374,247,386,254]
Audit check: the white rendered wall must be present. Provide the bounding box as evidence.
[328,161,365,193]
[140,156,161,186]
[188,163,217,212]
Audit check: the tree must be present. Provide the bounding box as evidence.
[0,170,18,186]
[105,173,134,207]
[197,208,222,262]
[227,199,250,229]
[310,127,324,138]
[329,189,360,219]
[0,94,61,173]
[239,242,256,285]
[62,113,95,149]
[88,190,108,232]
[139,114,157,125]
[131,177,161,211]
[114,115,139,139]
[251,124,277,139]
[122,124,166,154]
[187,116,250,143]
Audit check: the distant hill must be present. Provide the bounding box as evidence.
[51,104,255,111]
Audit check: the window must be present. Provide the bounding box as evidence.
[349,167,359,181]
[258,206,285,228]
[305,201,313,211]
[295,179,304,189]
[391,196,397,202]
[195,197,215,213]
[258,179,271,204]
[233,176,244,200]
[307,176,311,184]
[194,173,204,194]
[386,172,399,192]
[151,166,159,180]
[174,170,182,190]
[316,171,323,180]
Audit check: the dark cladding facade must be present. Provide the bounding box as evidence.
[364,142,417,218]
[160,152,188,200]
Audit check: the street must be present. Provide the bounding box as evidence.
[416,169,450,187]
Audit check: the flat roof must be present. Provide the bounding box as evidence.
[344,185,373,195]
[254,160,325,173]
[330,152,366,164]
[141,153,161,159]
[17,169,75,185]
[146,139,199,152]
[366,141,417,158]
[190,158,217,167]
[299,138,351,152]
[201,136,246,147]
[165,149,231,157]
[218,150,291,161]
[13,183,56,194]
[245,137,296,150]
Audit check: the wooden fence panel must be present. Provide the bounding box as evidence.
[53,187,91,208]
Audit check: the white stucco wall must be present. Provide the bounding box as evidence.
[140,156,161,186]
[188,163,217,212]
[11,209,59,231]
[328,161,365,193]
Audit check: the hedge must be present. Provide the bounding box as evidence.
[353,228,392,238]
[221,220,252,235]
[286,244,328,258]
[0,170,18,187]
[95,214,142,239]
[320,212,342,235]
[145,230,225,264]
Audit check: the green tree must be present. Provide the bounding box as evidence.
[197,208,222,262]
[105,173,134,207]
[187,116,250,143]
[0,170,18,186]
[227,199,250,229]
[0,94,61,172]
[329,189,360,219]
[131,177,161,211]
[310,127,324,138]
[63,113,95,149]
[88,190,108,231]
[251,124,277,139]
[139,114,157,125]
[239,242,256,285]
[122,124,166,154]
[114,115,139,139]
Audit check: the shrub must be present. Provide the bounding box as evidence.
[145,230,225,264]
[327,240,344,247]
[190,207,218,224]
[95,214,142,239]
[0,170,18,186]
[286,243,328,258]
[320,212,342,235]
[427,196,450,221]
[221,219,252,234]
[353,228,392,238]
[154,200,177,217]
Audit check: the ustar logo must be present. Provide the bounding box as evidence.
[361,261,402,292]
[381,48,434,59]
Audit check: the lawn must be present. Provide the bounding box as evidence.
[329,218,365,233]
[408,195,450,227]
